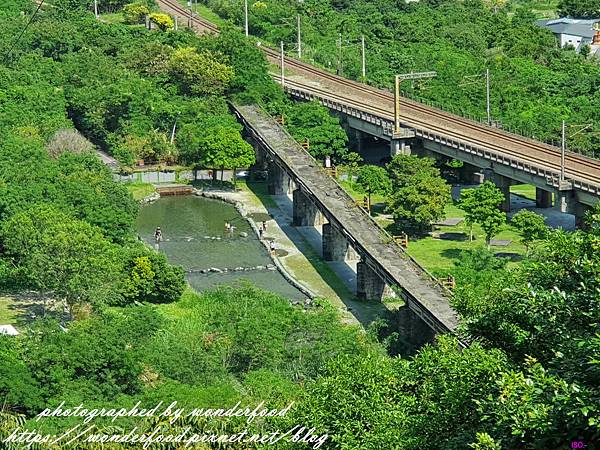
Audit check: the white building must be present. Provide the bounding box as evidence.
[537,18,600,57]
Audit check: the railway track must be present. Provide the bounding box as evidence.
[157,0,600,189]
[282,79,599,186]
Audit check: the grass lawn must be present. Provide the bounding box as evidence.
[405,202,526,275]
[0,297,19,324]
[176,1,227,26]
[0,294,65,327]
[510,183,537,201]
[237,180,278,208]
[336,177,527,275]
[125,183,156,201]
[101,12,125,24]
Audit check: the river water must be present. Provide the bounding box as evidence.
[136,196,306,300]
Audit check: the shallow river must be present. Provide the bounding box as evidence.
[136,196,306,300]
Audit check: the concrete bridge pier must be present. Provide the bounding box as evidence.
[555,190,589,228]
[250,141,268,172]
[484,169,511,212]
[356,261,395,301]
[573,203,590,229]
[535,187,553,208]
[268,163,290,195]
[458,163,484,185]
[390,139,412,157]
[322,223,358,261]
[353,129,365,154]
[292,189,325,227]
[394,306,437,349]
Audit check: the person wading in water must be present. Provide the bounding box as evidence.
[154,227,163,249]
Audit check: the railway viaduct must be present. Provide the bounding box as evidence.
[233,103,459,345]
[281,79,600,226]
[158,0,600,226]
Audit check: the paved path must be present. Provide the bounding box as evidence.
[96,150,119,170]
[211,185,386,327]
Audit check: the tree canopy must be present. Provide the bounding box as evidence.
[386,155,451,232]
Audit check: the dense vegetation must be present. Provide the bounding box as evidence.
[202,0,600,157]
[0,1,599,449]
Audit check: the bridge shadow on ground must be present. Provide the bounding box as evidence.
[245,182,390,328]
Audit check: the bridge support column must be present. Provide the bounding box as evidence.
[395,305,436,349]
[555,190,589,229]
[322,223,357,261]
[268,163,289,195]
[250,145,268,178]
[572,202,590,229]
[390,139,411,157]
[293,189,325,227]
[459,163,483,185]
[484,170,511,212]
[354,129,364,154]
[356,261,394,301]
[555,190,574,214]
[535,188,553,208]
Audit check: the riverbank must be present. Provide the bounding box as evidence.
[191,180,392,327]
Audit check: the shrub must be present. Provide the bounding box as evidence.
[148,12,173,31]
[122,1,150,24]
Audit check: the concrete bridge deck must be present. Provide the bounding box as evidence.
[233,104,459,336]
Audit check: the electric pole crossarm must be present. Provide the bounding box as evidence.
[396,71,437,81]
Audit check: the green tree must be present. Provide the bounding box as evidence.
[285,101,349,163]
[0,337,41,413]
[386,155,451,232]
[122,2,150,24]
[0,206,120,314]
[199,126,255,186]
[344,151,363,188]
[511,209,548,254]
[119,246,185,305]
[558,0,600,18]
[459,181,506,245]
[168,47,234,96]
[355,165,391,213]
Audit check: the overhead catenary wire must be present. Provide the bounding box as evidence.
[3,0,45,65]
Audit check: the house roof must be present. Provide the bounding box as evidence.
[537,18,599,39]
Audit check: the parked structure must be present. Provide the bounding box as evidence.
[537,18,600,56]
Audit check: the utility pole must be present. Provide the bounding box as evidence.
[297,14,302,58]
[561,120,566,181]
[361,35,366,80]
[394,75,401,134]
[94,0,98,19]
[280,41,285,87]
[174,16,178,31]
[394,72,437,134]
[337,33,342,75]
[170,117,178,145]
[244,0,249,36]
[486,68,491,126]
